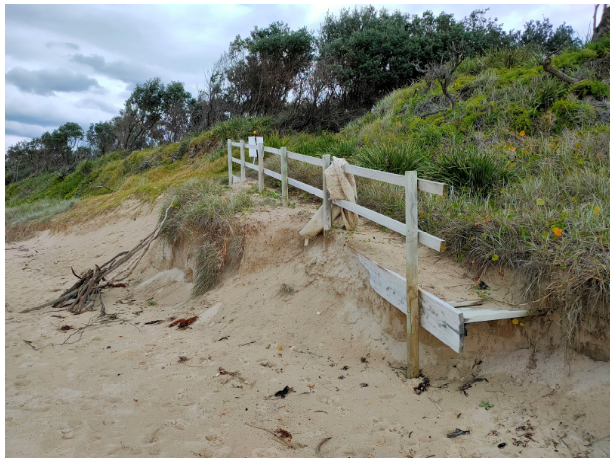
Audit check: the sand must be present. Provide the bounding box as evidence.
[5,194,610,458]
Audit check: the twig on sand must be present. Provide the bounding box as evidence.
[239,340,256,347]
[23,340,38,351]
[316,437,332,454]
[427,395,443,412]
[244,423,305,449]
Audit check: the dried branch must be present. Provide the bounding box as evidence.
[21,204,174,315]
[540,57,580,84]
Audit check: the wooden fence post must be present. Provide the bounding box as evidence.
[405,171,419,379]
[240,139,246,182]
[227,139,233,185]
[322,154,332,234]
[281,147,288,207]
[257,142,264,192]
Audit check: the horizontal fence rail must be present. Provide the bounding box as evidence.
[227,139,446,251]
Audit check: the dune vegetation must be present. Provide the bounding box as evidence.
[5,10,609,347]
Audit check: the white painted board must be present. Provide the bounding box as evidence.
[460,308,538,323]
[248,136,264,164]
[351,248,465,353]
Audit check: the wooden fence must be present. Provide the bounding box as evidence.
[228,138,451,378]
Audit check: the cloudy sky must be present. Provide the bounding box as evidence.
[4,3,596,151]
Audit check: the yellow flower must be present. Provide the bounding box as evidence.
[170,204,174,207]
[512,319,519,325]
[519,130,525,136]
[593,206,600,214]
[253,131,257,134]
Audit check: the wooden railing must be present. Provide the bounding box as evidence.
[227,139,448,378]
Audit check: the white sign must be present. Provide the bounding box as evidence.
[248,136,263,164]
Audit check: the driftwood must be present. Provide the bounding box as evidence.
[21,205,172,315]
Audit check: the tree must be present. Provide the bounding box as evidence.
[592,4,610,41]
[317,7,510,110]
[319,6,417,107]
[116,78,167,151]
[225,21,314,116]
[159,81,192,143]
[190,62,229,133]
[413,40,466,111]
[40,122,84,168]
[519,17,579,53]
[87,121,117,156]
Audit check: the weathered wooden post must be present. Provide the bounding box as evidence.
[322,154,332,235]
[240,139,246,182]
[257,141,264,192]
[280,147,288,207]
[405,171,420,378]
[227,139,233,185]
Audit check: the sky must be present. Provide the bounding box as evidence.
[4,3,598,151]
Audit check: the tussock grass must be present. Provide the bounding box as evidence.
[5,198,79,241]
[354,141,428,176]
[160,178,252,296]
[6,198,78,225]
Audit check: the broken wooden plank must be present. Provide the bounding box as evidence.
[350,247,464,353]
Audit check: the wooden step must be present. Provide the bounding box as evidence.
[458,307,539,323]
[350,246,543,353]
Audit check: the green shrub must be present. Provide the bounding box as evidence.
[352,141,428,176]
[265,131,291,149]
[552,98,597,128]
[552,48,598,68]
[430,148,515,196]
[507,103,534,134]
[210,116,276,142]
[457,56,483,75]
[570,80,610,99]
[176,140,190,158]
[584,34,610,57]
[76,159,95,175]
